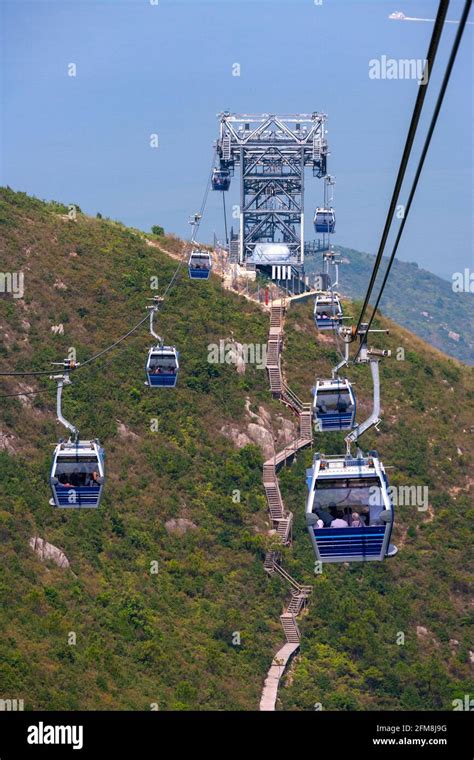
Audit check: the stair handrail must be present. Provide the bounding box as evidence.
[282,382,306,411]
[272,562,302,591]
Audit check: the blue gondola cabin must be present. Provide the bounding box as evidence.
[314,207,336,234]
[314,294,343,330]
[313,378,356,431]
[188,250,212,280]
[50,440,105,508]
[146,346,179,387]
[305,452,396,563]
[211,168,231,191]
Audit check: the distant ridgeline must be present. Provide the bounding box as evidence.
[304,247,474,365]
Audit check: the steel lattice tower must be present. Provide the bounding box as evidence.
[215,112,328,274]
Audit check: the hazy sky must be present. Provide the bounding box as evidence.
[1,0,472,280]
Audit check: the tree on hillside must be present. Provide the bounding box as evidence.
[151,225,164,236]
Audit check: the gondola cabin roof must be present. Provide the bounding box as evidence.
[148,345,179,358]
[189,250,211,261]
[315,293,341,307]
[314,378,351,393]
[55,440,101,454]
[313,206,335,218]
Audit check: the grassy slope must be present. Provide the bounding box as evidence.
[0,189,291,710]
[0,188,472,710]
[304,247,474,365]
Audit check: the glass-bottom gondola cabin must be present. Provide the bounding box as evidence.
[313,378,356,431]
[306,452,396,562]
[314,294,343,330]
[211,169,231,191]
[188,250,212,280]
[314,207,336,234]
[146,346,179,387]
[50,439,105,508]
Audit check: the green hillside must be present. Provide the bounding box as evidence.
[0,188,473,711]
[305,247,474,365]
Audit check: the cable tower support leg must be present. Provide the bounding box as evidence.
[222,192,229,245]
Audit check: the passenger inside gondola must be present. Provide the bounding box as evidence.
[316,307,337,321]
[316,390,354,416]
[350,512,364,528]
[330,511,348,528]
[190,257,211,270]
[314,507,333,527]
[55,459,101,487]
[312,477,387,528]
[148,357,177,374]
[212,170,230,190]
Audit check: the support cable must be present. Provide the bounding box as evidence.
[354,0,450,335]
[354,0,471,360]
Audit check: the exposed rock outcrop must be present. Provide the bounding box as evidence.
[116,421,139,440]
[246,423,275,460]
[29,537,70,569]
[221,425,253,450]
[223,400,295,460]
[275,415,297,447]
[0,430,16,455]
[165,518,198,536]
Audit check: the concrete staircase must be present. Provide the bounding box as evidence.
[280,613,300,644]
[213,255,322,709]
[264,554,312,644]
[299,409,313,440]
[266,304,284,396]
[260,297,315,710]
